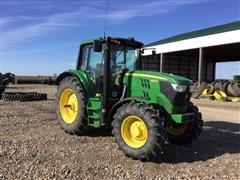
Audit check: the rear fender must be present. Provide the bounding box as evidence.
[56,70,94,98]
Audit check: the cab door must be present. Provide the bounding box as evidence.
[110,45,139,98]
[80,44,104,94]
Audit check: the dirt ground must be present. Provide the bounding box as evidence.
[0,85,239,179]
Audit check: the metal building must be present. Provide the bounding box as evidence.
[142,21,240,84]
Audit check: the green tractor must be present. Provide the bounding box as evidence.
[55,37,203,160]
[0,72,15,99]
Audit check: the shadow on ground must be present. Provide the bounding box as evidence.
[84,121,240,163]
[85,127,112,137]
[154,121,240,163]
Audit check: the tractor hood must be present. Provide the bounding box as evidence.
[124,70,193,85]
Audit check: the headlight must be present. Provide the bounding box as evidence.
[171,83,187,92]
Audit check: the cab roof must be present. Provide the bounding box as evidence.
[81,37,143,48]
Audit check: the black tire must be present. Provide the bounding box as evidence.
[192,81,207,98]
[166,102,203,145]
[214,81,222,90]
[227,83,239,97]
[190,82,198,93]
[210,81,217,91]
[55,76,87,135]
[226,83,233,96]
[219,81,227,91]
[210,80,217,87]
[221,82,229,93]
[112,103,166,160]
[232,83,240,97]
[2,92,47,101]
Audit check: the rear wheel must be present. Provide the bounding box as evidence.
[166,102,203,145]
[55,76,87,135]
[112,103,166,160]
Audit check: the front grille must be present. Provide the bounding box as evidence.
[160,82,190,106]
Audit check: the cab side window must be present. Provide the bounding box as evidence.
[88,47,103,82]
[80,45,91,70]
[80,44,104,87]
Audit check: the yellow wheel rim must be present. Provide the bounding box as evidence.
[121,116,148,148]
[213,90,227,100]
[228,97,240,102]
[60,88,78,124]
[167,123,188,136]
[201,85,214,96]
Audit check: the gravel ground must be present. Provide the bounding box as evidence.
[0,85,240,179]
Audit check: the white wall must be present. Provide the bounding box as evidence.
[144,30,240,55]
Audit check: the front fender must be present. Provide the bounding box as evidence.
[106,97,147,127]
[56,69,94,98]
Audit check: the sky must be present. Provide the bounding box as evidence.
[0,0,240,78]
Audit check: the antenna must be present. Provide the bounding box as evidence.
[103,0,110,39]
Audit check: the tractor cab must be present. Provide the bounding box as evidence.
[76,37,143,97]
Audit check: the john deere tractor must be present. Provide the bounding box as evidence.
[0,72,15,99]
[55,37,203,160]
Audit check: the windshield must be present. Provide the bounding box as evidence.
[111,44,140,71]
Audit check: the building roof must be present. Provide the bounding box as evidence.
[143,21,240,55]
[145,21,240,47]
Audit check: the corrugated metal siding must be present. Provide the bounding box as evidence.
[141,55,215,82]
[141,55,160,72]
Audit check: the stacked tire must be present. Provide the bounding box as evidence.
[211,80,240,97]
[2,92,47,102]
[192,80,240,100]
[192,82,208,98]
[226,83,240,97]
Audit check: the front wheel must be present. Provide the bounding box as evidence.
[112,103,166,160]
[166,102,203,145]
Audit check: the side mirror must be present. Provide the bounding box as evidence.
[152,50,156,55]
[93,40,102,52]
[141,49,144,54]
